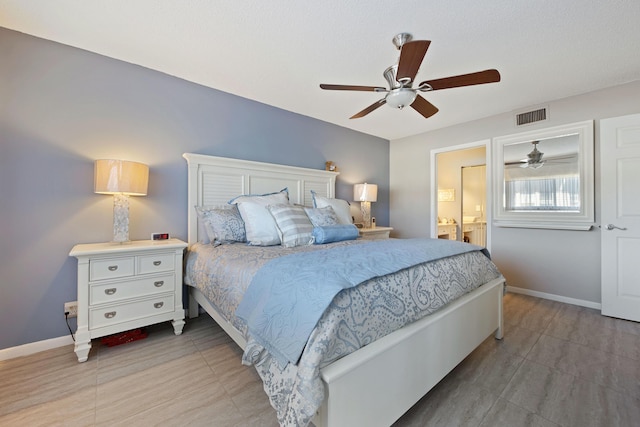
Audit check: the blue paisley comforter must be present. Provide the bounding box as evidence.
[236,239,488,367]
[185,239,501,426]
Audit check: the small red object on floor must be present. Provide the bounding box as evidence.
[100,328,148,347]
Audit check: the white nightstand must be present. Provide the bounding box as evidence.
[358,226,393,240]
[69,239,188,362]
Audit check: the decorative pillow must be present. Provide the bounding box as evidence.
[228,188,289,205]
[312,224,360,244]
[304,206,340,227]
[311,190,352,225]
[267,204,315,248]
[195,205,246,246]
[230,188,289,246]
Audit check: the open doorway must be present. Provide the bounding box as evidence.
[430,139,491,249]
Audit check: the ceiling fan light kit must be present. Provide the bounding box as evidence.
[320,33,501,119]
[386,88,418,109]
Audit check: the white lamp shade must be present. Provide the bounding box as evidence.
[94,159,149,196]
[354,183,378,202]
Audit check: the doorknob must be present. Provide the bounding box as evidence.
[605,224,627,231]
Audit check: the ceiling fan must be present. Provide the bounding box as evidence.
[319,33,501,119]
[506,140,578,169]
[519,140,545,169]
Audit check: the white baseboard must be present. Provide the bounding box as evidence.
[0,335,74,362]
[2,310,190,362]
[506,285,601,310]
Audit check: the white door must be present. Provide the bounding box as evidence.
[601,113,640,321]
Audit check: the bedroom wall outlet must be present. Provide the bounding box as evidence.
[64,301,78,318]
[151,232,170,241]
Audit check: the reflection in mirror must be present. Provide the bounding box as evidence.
[503,135,580,212]
[493,120,594,230]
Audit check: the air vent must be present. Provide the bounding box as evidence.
[515,107,548,126]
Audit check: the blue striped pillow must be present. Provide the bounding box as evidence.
[267,204,315,248]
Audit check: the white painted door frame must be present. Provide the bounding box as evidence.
[430,139,492,252]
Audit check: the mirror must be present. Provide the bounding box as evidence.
[493,120,594,230]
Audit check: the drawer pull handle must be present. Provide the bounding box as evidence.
[153,261,162,266]
[154,302,164,309]
[105,288,117,295]
[104,311,116,319]
[154,281,164,287]
[108,265,118,271]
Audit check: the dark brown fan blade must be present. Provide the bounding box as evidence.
[350,99,387,119]
[410,95,439,119]
[397,40,431,84]
[420,69,501,91]
[320,84,387,92]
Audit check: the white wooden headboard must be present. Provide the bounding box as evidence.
[183,153,339,245]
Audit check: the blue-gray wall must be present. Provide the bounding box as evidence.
[0,27,389,350]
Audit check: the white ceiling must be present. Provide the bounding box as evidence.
[2,0,640,140]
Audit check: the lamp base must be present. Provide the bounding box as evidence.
[112,193,130,243]
[360,201,372,229]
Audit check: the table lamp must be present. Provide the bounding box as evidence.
[94,159,149,243]
[354,183,378,228]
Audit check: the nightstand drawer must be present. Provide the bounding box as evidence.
[358,226,393,240]
[137,253,175,274]
[90,274,176,305]
[90,257,135,281]
[90,294,174,329]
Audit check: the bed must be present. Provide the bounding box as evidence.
[182,153,505,427]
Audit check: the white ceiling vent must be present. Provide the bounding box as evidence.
[515,106,548,127]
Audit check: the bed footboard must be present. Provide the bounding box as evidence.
[313,276,505,427]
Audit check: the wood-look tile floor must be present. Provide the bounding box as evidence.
[1,293,639,427]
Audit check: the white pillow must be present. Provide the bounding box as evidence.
[311,191,352,225]
[230,189,289,246]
